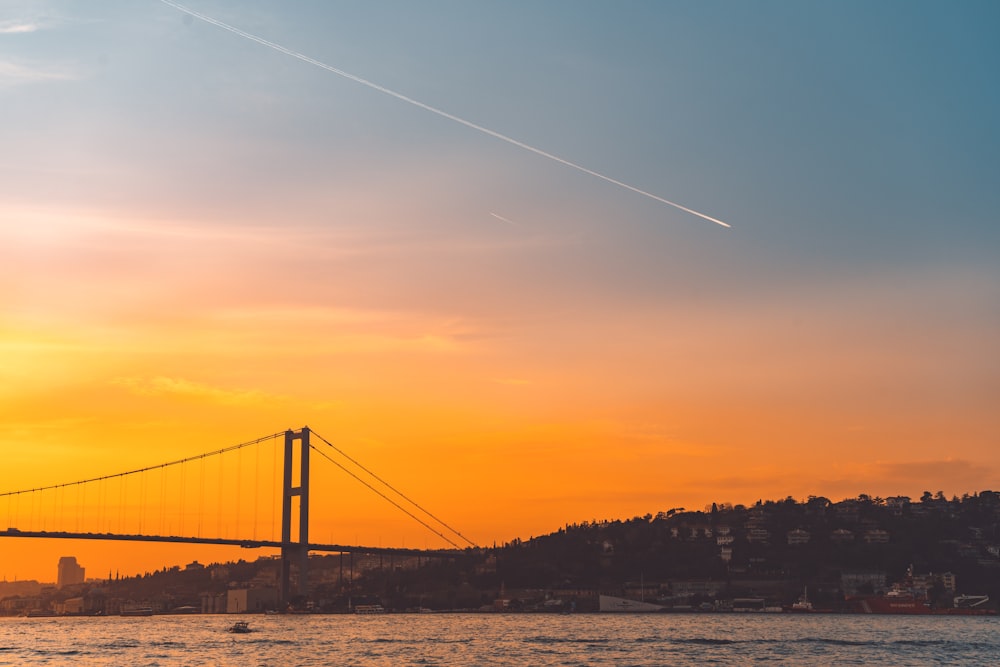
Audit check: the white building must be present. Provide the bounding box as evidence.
[864,529,890,544]
[227,587,278,613]
[787,529,810,546]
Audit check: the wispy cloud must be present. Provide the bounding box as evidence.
[208,306,479,354]
[110,375,340,411]
[0,20,41,34]
[614,423,726,458]
[821,459,994,492]
[0,418,97,438]
[111,376,269,406]
[0,60,79,87]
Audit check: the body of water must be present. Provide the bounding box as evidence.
[1,613,997,666]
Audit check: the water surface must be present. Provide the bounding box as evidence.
[1,613,996,665]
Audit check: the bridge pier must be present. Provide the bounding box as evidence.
[280,427,310,606]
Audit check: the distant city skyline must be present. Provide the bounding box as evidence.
[2,1,998,582]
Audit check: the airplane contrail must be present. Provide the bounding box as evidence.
[489,212,519,226]
[157,0,731,229]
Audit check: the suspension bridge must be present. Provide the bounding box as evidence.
[0,427,477,603]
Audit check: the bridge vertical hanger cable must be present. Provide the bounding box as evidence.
[1,432,284,496]
[217,449,224,538]
[0,430,475,552]
[199,456,206,538]
[181,458,188,536]
[271,440,278,542]
[133,471,138,533]
[120,474,127,533]
[137,471,143,534]
[253,440,260,540]
[97,477,103,534]
[159,466,166,536]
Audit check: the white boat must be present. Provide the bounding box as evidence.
[790,587,813,612]
[598,595,664,613]
[354,604,386,614]
[953,594,989,609]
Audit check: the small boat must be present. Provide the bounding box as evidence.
[228,621,252,633]
[850,592,931,614]
[953,594,989,609]
[120,606,154,617]
[790,587,814,612]
[353,604,386,614]
[598,595,664,613]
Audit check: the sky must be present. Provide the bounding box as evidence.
[2,0,998,582]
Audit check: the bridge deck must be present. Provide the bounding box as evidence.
[0,529,463,558]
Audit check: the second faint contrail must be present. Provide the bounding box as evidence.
[157,0,730,229]
[489,212,519,226]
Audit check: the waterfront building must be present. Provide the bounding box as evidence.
[227,586,278,613]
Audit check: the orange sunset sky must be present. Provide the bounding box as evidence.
[2,1,998,582]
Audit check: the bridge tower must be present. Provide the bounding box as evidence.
[280,427,310,605]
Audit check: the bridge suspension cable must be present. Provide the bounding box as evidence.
[3,426,476,555]
[0,431,285,500]
[308,445,460,549]
[310,429,478,549]
[1,431,285,540]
